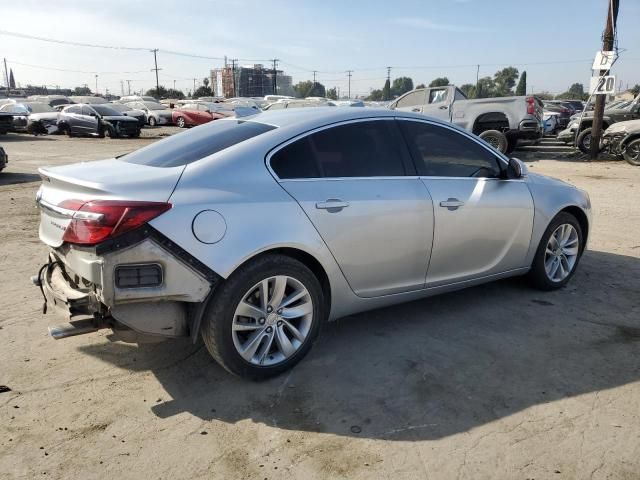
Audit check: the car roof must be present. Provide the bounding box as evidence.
[244,106,436,130]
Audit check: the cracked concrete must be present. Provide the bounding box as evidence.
[0,133,639,479]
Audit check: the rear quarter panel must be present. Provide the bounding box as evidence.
[451,97,526,131]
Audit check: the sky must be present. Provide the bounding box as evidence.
[1,0,639,98]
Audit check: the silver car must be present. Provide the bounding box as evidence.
[34,108,591,379]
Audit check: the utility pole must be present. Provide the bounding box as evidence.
[231,59,238,97]
[126,80,132,95]
[346,70,353,99]
[120,80,124,97]
[150,49,162,97]
[476,64,480,91]
[590,0,619,160]
[3,58,9,96]
[270,59,279,95]
[95,74,98,94]
[384,66,391,101]
[173,79,176,91]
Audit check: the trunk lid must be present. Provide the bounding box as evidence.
[37,158,184,247]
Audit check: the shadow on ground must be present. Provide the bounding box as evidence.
[0,172,41,185]
[80,250,640,441]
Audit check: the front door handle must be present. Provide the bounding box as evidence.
[316,199,349,212]
[439,105,449,110]
[411,107,421,112]
[439,198,465,210]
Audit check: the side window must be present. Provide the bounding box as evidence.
[271,120,407,179]
[395,90,426,108]
[454,89,467,100]
[429,89,448,104]
[81,106,94,116]
[399,121,501,178]
[66,106,82,114]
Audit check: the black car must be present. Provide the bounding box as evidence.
[0,111,13,135]
[0,146,7,171]
[58,104,140,138]
[107,103,147,127]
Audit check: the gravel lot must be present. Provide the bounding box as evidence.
[0,132,639,480]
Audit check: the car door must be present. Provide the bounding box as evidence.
[269,119,434,298]
[398,118,534,287]
[63,105,84,134]
[420,88,453,122]
[80,106,100,134]
[391,89,427,113]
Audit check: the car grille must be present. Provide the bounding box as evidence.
[115,264,163,288]
[116,122,139,135]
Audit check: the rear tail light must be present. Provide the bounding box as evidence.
[60,200,171,245]
[526,96,535,115]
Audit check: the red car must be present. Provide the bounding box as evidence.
[172,103,233,128]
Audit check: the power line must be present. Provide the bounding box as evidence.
[0,29,149,51]
[5,59,149,75]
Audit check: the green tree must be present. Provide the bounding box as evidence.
[165,88,185,99]
[74,86,92,95]
[515,71,527,96]
[192,85,213,98]
[429,77,450,87]
[391,77,414,97]
[203,77,210,88]
[145,86,168,98]
[475,77,496,98]
[293,80,326,98]
[382,79,391,101]
[556,83,585,100]
[326,87,338,100]
[493,66,519,96]
[415,83,426,89]
[367,89,384,101]
[459,84,475,98]
[630,84,640,96]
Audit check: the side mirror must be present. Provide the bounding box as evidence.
[507,157,527,179]
[89,112,97,117]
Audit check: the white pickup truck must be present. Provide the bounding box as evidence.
[389,85,543,153]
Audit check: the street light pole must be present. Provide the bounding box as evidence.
[94,74,98,95]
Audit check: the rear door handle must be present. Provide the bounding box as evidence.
[316,199,349,212]
[411,107,421,112]
[439,105,449,110]
[439,198,465,210]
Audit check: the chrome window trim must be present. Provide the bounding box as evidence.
[265,117,408,182]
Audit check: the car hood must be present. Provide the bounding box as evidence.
[29,112,59,121]
[605,119,640,135]
[102,115,139,122]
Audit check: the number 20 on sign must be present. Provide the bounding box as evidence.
[589,75,616,95]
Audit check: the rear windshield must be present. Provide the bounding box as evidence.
[121,119,276,167]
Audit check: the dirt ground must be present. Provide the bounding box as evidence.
[0,132,639,480]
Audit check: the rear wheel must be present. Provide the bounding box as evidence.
[576,128,604,154]
[623,138,640,166]
[479,130,508,153]
[176,117,186,128]
[528,212,583,290]
[201,254,325,380]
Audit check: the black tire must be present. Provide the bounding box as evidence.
[100,125,115,139]
[505,136,518,154]
[527,212,584,291]
[201,254,326,380]
[176,117,186,128]
[130,129,141,138]
[623,138,640,166]
[60,124,73,137]
[479,130,508,153]
[148,116,157,127]
[576,128,603,154]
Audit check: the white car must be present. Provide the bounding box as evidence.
[125,101,173,126]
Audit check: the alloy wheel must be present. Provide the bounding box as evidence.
[544,224,579,282]
[231,275,313,366]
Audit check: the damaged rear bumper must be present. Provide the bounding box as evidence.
[35,227,221,342]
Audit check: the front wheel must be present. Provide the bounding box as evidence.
[479,130,508,153]
[623,138,640,166]
[148,116,157,127]
[176,117,186,128]
[576,128,604,155]
[528,212,583,290]
[201,254,325,380]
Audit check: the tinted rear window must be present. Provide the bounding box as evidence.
[122,120,276,167]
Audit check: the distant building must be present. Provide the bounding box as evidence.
[615,89,638,101]
[211,64,294,98]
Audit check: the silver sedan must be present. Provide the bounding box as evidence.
[34,108,591,379]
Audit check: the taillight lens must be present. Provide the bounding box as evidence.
[60,200,171,245]
[526,96,535,115]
